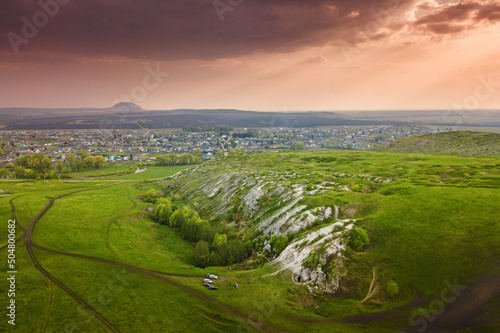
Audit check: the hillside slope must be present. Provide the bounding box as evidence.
[163,151,500,306]
[373,131,500,157]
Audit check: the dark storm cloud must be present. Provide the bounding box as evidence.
[414,0,500,35]
[1,0,499,62]
[0,0,416,60]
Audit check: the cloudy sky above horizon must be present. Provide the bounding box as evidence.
[1,0,500,111]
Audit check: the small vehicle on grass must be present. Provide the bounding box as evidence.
[203,283,211,287]
[208,286,218,290]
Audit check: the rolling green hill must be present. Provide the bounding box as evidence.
[1,152,499,332]
[373,131,500,157]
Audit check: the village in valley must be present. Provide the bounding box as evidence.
[0,125,448,167]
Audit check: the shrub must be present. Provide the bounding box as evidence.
[348,228,370,251]
[144,189,159,202]
[386,280,399,298]
[351,184,363,192]
[303,251,322,270]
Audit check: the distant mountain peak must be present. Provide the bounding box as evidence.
[110,102,143,112]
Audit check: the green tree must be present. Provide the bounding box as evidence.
[194,240,210,267]
[291,142,305,150]
[5,163,14,170]
[169,210,182,227]
[152,200,172,225]
[56,160,64,172]
[28,153,51,174]
[83,156,96,170]
[78,150,90,159]
[0,168,10,178]
[94,155,106,169]
[197,223,216,243]
[273,236,289,256]
[66,154,78,171]
[16,155,30,168]
[213,233,227,248]
[348,228,370,251]
[215,150,224,157]
[14,166,25,178]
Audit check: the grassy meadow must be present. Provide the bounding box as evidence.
[0,153,499,332]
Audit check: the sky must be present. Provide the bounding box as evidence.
[1,0,500,111]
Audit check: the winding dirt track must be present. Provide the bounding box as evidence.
[24,184,125,333]
[31,244,275,332]
[360,267,377,303]
[8,180,500,332]
[32,244,207,280]
[14,182,275,333]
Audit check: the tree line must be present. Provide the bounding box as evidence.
[148,195,252,267]
[146,190,295,268]
[0,150,107,179]
[155,153,202,166]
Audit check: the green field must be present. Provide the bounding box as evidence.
[372,131,500,157]
[1,152,499,332]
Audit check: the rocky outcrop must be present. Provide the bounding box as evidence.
[269,220,355,293]
[163,162,356,293]
[164,165,337,237]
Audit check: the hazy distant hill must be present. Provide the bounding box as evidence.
[0,105,499,130]
[373,131,500,157]
[109,102,144,112]
[0,105,392,130]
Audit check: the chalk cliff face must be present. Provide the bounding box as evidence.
[163,161,354,293]
[270,221,355,293]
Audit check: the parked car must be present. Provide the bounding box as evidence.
[208,274,218,279]
[203,283,211,287]
[208,286,218,290]
[204,279,213,284]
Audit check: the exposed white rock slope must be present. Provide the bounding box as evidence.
[165,164,360,293]
[270,220,355,293]
[166,167,337,236]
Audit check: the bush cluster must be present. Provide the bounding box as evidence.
[149,195,251,267]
